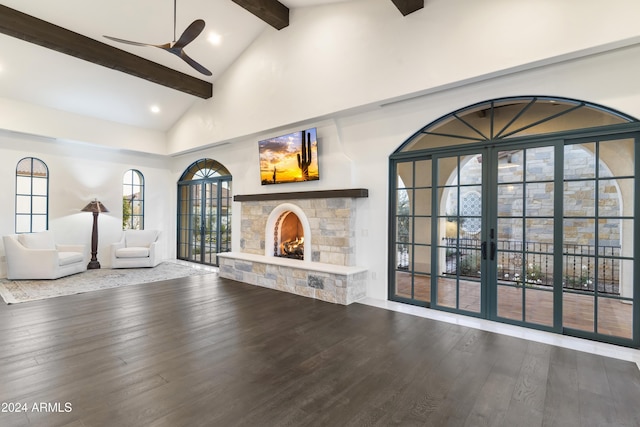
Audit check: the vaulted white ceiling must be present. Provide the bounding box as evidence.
[0,0,353,131]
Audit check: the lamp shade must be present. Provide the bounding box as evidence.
[81,199,109,213]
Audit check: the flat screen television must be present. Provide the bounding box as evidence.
[259,127,319,185]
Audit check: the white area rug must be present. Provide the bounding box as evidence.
[0,261,214,304]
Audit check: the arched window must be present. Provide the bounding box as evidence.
[123,169,144,230]
[15,157,49,233]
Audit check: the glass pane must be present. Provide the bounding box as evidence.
[525,254,552,287]
[131,215,143,230]
[397,162,413,188]
[396,189,411,216]
[497,252,522,285]
[497,284,522,321]
[15,215,30,233]
[599,138,634,177]
[597,257,621,295]
[437,157,459,186]
[16,195,31,214]
[525,288,553,327]
[16,158,32,175]
[32,177,47,196]
[525,146,554,181]
[598,178,627,217]
[564,143,595,179]
[436,277,457,309]
[525,218,554,251]
[414,188,431,216]
[526,182,553,216]
[396,244,410,270]
[563,292,594,332]
[130,185,143,199]
[459,249,481,279]
[598,218,621,256]
[16,176,31,194]
[564,180,595,217]
[459,187,482,235]
[460,155,482,185]
[32,196,47,214]
[414,273,430,303]
[413,217,431,245]
[597,297,632,339]
[459,280,481,313]
[497,183,523,217]
[497,218,523,245]
[563,254,595,292]
[414,160,432,187]
[132,201,143,215]
[414,245,431,274]
[443,187,458,218]
[32,215,47,232]
[498,150,523,183]
[396,217,411,243]
[618,259,634,299]
[132,171,142,185]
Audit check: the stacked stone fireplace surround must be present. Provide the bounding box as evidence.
[218,190,368,305]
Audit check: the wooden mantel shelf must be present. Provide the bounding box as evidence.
[234,188,368,202]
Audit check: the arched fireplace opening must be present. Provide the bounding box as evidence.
[265,202,312,262]
[275,212,304,259]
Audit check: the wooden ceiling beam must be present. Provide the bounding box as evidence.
[0,5,212,99]
[231,0,289,30]
[390,0,424,16]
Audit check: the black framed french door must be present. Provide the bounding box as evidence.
[177,178,232,266]
[390,132,638,347]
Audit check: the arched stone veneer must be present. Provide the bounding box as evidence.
[264,202,312,261]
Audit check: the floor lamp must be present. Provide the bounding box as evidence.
[82,199,109,269]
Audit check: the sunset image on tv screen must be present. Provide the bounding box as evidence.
[259,128,319,185]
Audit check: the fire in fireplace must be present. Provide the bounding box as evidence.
[282,236,304,259]
[275,211,304,260]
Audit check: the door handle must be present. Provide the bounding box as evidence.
[490,242,496,261]
[481,242,487,260]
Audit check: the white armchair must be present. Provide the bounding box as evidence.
[111,230,161,269]
[2,231,87,280]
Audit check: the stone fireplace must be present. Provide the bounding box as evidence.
[218,189,368,305]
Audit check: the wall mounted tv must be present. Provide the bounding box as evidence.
[259,128,319,185]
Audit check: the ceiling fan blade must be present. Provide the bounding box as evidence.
[103,35,155,47]
[179,50,212,76]
[173,19,206,49]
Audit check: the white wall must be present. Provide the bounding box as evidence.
[167,0,640,154]
[170,42,640,300]
[0,97,167,156]
[0,133,174,276]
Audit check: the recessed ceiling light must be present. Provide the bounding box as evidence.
[150,105,161,114]
[208,32,222,46]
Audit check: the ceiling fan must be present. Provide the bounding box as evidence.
[104,0,212,76]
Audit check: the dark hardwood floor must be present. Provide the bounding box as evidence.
[0,273,639,427]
